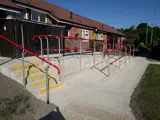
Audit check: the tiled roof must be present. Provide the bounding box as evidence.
[2,0,125,36]
[0,0,20,9]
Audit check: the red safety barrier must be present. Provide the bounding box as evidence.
[32,34,106,41]
[41,48,109,51]
[110,50,131,65]
[103,44,133,58]
[0,35,60,75]
[103,42,132,45]
[32,34,133,61]
[103,47,122,58]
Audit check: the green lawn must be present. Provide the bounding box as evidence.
[0,94,31,120]
[136,64,160,120]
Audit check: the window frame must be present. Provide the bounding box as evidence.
[5,11,25,19]
[97,33,103,40]
[31,10,46,23]
[82,29,89,42]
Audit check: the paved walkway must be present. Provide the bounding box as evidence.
[149,61,160,64]
[38,57,149,120]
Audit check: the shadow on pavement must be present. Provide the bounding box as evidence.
[39,107,65,120]
[135,51,150,58]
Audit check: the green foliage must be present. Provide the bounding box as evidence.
[119,23,160,51]
[138,42,151,52]
[89,41,93,49]
[89,42,102,51]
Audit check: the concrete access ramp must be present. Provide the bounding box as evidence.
[38,57,149,120]
[0,54,149,120]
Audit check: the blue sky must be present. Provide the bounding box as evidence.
[46,0,160,29]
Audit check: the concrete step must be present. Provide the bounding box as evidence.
[26,72,51,81]
[17,66,45,75]
[32,77,56,87]
[11,62,39,70]
[40,81,64,95]
[26,79,64,96]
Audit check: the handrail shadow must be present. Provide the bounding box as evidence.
[17,58,58,84]
[39,107,65,120]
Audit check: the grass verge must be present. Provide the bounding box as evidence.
[131,64,160,120]
[0,94,32,120]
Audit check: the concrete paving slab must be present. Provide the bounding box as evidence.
[38,57,149,120]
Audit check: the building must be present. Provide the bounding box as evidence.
[0,0,125,57]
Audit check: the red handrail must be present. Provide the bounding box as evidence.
[110,50,131,65]
[32,34,106,41]
[0,35,60,75]
[42,48,109,51]
[103,48,122,58]
[103,44,133,58]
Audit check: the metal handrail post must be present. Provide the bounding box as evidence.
[38,36,43,65]
[21,52,26,90]
[56,37,62,81]
[21,24,26,90]
[80,39,82,71]
[125,47,127,64]
[45,66,50,104]
[108,49,110,77]
[102,41,104,60]
[38,36,43,57]
[119,50,121,70]
[93,41,96,65]
[45,37,50,61]
[129,46,131,63]
[133,45,135,57]
[56,37,61,57]
[58,58,61,82]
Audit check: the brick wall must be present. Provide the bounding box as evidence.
[66,27,112,50]
[66,27,95,49]
[46,15,57,24]
[68,27,82,37]
[46,15,52,24]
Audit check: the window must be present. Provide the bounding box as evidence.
[82,29,89,42]
[40,14,45,22]
[31,10,46,22]
[31,11,39,21]
[97,33,103,40]
[6,11,25,18]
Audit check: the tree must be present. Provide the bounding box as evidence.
[136,23,152,44]
[118,23,160,54]
[119,23,160,45]
[119,26,139,43]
